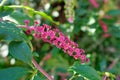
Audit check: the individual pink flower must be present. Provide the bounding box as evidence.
[41,32,49,42]
[89,0,99,8]
[25,29,31,35]
[24,20,29,23]
[24,20,29,26]
[36,26,45,33]
[33,33,40,39]
[43,24,51,31]
[67,47,74,56]
[47,30,56,41]
[73,48,85,59]
[67,17,74,23]
[80,54,86,63]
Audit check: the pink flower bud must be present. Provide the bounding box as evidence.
[24,20,30,27]
[34,20,39,24]
[68,17,74,23]
[25,29,31,35]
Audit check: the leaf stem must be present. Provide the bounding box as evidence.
[4,5,59,25]
[32,57,54,80]
[0,0,7,6]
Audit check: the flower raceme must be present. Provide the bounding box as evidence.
[24,20,89,63]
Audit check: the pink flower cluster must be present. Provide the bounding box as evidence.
[24,20,89,63]
[89,0,99,8]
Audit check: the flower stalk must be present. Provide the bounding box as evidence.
[32,58,53,80]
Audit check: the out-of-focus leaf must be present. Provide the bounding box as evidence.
[0,6,13,17]
[9,11,34,25]
[73,18,83,33]
[41,43,50,51]
[69,62,101,80]
[46,55,69,69]
[35,72,47,80]
[33,75,41,80]
[102,18,117,25]
[32,52,39,57]
[51,47,59,56]
[0,67,29,80]
[0,35,5,41]
[109,26,120,38]
[0,21,29,42]
[9,41,32,65]
[99,59,107,71]
[76,9,87,16]
[107,9,120,16]
[71,76,84,80]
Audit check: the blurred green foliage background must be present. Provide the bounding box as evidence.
[0,0,120,80]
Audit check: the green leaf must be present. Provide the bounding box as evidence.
[41,43,50,51]
[51,47,59,56]
[10,11,34,25]
[69,63,101,80]
[0,6,14,17]
[33,75,41,80]
[107,9,120,16]
[9,41,32,64]
[109,26,120,38]
[0,67,29,80]
[0,21,29,42]
[46,55,69,69]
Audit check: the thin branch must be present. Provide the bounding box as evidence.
[32,58,54,80]
[102,75,107,80]
[106,56,120,70]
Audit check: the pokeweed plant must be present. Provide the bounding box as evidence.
[0,0,119,80]
[0,18,101,80]
[0,19,101,80]
[0,8,100,80]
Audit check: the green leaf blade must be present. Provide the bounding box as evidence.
[9,41,32,65]
[0,67,29,80]
[0,21,29,42]
[107,9,120,16]
[0,6,14,17]
[33,75,41,80]
[69,64,101,80]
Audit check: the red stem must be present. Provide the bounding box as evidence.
[32,58,54,80]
